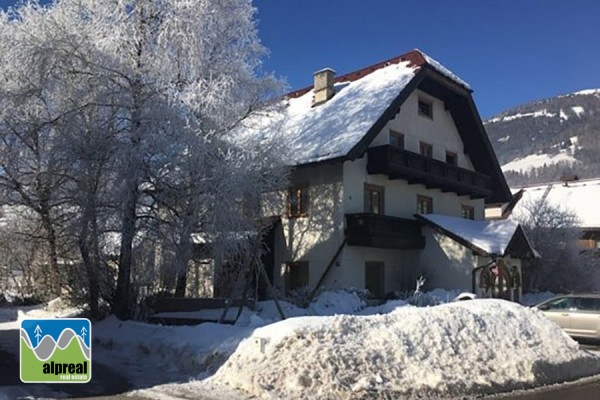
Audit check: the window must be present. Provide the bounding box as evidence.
[364,184,385,215]
[365,261,385,298]
[575,297,600,311]
[461,205,475,220]
[416,195,433,214]
[418,99,433,118]
[542,297,575,311]
[288,186,309,218]
[285,262,309,292]
[389,129,404,149]
[419,142,433,158]
[446,151,457,166]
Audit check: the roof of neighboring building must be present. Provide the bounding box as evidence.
[511,178,600,229]
[233,49,511,204]
[416,213,539,259]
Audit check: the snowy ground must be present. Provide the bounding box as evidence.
[1,290,599,399]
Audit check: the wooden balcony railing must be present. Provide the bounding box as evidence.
[345,213,425,249]
[367,145,492,198]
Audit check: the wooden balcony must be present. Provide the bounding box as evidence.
[367,145,492,198]
[345,213,425,249]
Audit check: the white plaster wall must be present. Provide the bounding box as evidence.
[326,246,421,294]
[270,164,346,291]
[420,226,476,291]
[343,157,484,219]
[371,90,475,171]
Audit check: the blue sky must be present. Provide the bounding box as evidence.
[255,0,600,118]
[1,1,598,118]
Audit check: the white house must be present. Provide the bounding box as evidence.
[232,49,537,301]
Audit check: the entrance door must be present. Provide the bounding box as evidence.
[365,261,385,298]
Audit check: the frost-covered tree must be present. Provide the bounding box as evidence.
[0,0,287,318]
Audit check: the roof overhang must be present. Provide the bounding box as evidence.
[415,213,539,259]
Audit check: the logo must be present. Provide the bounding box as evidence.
[20,318,91,383]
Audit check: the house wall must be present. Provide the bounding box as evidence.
[420,227,475,291]
[267,163,346,291]
[337,246,421,295]
[371,89,475,171]
[342,154,483,219]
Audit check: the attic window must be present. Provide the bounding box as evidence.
[389,129,404,149]
[418,99,433,119]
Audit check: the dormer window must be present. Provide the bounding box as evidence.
[418,98,433,119]
[389,129,404,149]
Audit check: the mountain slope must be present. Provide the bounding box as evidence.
[484,89,600,186]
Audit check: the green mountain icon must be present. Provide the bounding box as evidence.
[20,328,91,383]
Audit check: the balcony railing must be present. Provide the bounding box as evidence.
[367,145,492,198]
[345,213,425,249]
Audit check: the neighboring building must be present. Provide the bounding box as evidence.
[509,178,600,250]
[233,49,536,301]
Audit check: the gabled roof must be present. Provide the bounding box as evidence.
[415,213,539,259]
[511,178,600,229]
[235,49,511,204]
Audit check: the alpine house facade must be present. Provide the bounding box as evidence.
[237,50,537,301]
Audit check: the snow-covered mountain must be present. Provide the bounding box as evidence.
[484,89,600,186]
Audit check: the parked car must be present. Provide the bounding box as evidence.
[535,294,600,341]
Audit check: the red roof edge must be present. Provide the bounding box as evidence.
[287,49,427,99]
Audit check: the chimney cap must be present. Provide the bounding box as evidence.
[313,67,336,76]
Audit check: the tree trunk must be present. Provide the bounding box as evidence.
[115,182,138,319]
[79,197,100,319]
[39,208,61,297]
[173,219,193,297]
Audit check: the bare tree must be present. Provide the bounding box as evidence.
[515,197,599,292]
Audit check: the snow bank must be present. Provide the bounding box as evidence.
[210,300,600,399]
[94,316,254,376]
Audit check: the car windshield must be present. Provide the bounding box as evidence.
[542,297,575,310]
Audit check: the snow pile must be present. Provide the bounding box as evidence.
[308,289,366,315]
[94,316,255,377]
[18,297,83,320]
[210,300,600,399]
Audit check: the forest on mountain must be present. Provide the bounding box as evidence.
[484,90,600,186]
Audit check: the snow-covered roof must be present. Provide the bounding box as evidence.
[234,50,470,166]
[416,213,528,257]
[512,178,600,229]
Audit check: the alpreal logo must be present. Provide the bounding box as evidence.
[20,318,92,383]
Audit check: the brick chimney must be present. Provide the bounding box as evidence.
[312,68,335,106]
